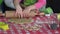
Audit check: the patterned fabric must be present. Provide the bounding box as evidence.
[0,14,60,34]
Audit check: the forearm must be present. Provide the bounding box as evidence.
[28,5,36,10]
[34,0,46,9]
[13,0,21,8]
[27,0,46,10]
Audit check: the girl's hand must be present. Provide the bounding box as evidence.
[23,8,30,17]
[15,6,23,18]
[23,5,36,17]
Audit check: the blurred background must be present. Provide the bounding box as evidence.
[46,0,60,13]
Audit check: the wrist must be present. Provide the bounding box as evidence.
[15,4,21,8]
[29,5,36,10]
[16,5,22,9]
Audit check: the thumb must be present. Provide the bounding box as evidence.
[15,12,18,17]
[21,13,23,18]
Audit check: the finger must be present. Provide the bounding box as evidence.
[15,12,18,17]
[25,14,28,17]
[24,13,26,17]
[26,14,28,17]
[26,13,29,17]
[17,13,20,18]
[29,13,33,17]
[20,13,23,18]
[25,13,27,17]
[23,13,26,18]
[16,12,22,18]
[17,13,21,18]
[21,15,23,18]
[23,13,25,18]
[23,11,25,18]
[14,12,16,16]
[19,14,21,19]
[28,14,30,17]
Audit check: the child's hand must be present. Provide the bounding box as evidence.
[15,6,23,18]
[23,5,36,17]
[23,8,30,17]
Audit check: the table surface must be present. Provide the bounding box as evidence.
[0,14,60,34]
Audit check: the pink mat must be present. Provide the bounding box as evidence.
[0,14,60,34]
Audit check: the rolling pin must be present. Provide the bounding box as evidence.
[5,11,45,18]
[5,11,18,18]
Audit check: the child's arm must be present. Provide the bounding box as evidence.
[24,0,46,11]
[14,0,21,8]
[13,0,23,18]
[34,0,46,10]
[23,0,46,17]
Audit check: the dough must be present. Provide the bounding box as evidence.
[8,18,32,24]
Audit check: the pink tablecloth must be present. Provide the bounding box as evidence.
[0,14,60,34]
